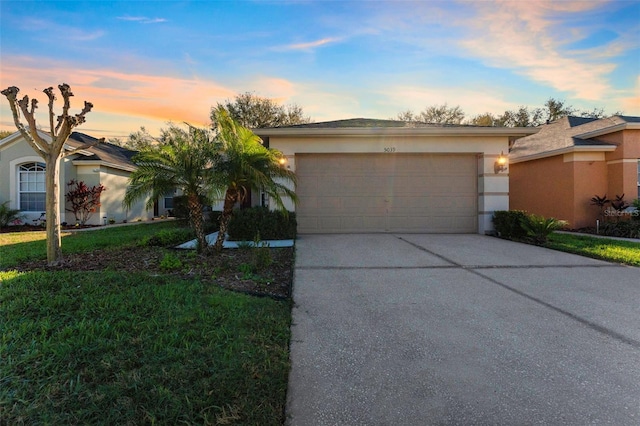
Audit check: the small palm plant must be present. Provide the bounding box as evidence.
[590,194,610,222]
[0,200,25,228]
[124,125,218,252]
[210,108,297,252]
[610,194,630,219]
[521,214,567,245]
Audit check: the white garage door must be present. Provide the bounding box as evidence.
[295,153,478,233]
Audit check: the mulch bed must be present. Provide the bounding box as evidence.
[8,245,294,300]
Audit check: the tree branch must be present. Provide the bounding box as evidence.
[55,83,73,133]
[1,86,48,157]
[43,87,57,138]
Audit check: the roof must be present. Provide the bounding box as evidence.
[0,129,138,171]
[255,118,539,138]
[509,115,640,162]
[67,132,137,170]
[272,118,460,129]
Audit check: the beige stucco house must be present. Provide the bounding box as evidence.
[0,130,155,226]
[509,115,640,229]
[256,119,537,234]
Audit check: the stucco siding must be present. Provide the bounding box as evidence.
[511,156,608,228]
[97,166,152,224]
[0,140,42,209]
[572,160,607,228]
[510,156,576,225]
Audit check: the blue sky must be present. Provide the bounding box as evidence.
[1,0,639,139]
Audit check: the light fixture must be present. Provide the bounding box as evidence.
[278,157,288,167]
[494,151,508,174]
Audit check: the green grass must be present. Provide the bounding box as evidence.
[0,223,292,424]
[0,221,183,269]
[547,233,640,266]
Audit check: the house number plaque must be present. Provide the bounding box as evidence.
[383,147,396,153]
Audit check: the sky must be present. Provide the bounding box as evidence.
[1,0,639,139]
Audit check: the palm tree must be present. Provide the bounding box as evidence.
[123,125,218,252]
[211,108,297,251]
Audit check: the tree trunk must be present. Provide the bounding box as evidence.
[187,194,206,253]
[45,153,62,265]
[213,189,237,252]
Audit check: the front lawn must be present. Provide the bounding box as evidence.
[546,233,640,266]
[0,222,293,424]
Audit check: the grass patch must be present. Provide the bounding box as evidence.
[0,222,292,424]
[0,221,181,269]
[546,233,640,266]
[0,271,291,424]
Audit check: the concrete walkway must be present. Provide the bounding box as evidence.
[287,234,640,425]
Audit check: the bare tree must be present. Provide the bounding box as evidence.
[2,84,99,265]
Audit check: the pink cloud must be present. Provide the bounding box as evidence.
[0,56,235,132]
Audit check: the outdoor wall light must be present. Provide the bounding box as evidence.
[494,152,508,174]
[278,157,290,169]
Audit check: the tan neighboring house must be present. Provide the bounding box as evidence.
[509,115,640,229]
[255,118,537,234]
[0,130,156,226]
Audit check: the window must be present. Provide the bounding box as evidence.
[164,196,174,209]
[19,162,46,211]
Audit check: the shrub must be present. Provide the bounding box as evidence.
[0,201,25,228]
[227,206,296,241]
[590,194,610,221]
[159,252,183,271]
[492,210,529,240]
[600,221,640,239]
[65,179,106,225]
[631,199,640,222]
[141,227,195,247]
[521,214,568,245]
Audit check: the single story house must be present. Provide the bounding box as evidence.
[255,119,537,234]
[0,130,157,226]
[509,115,640,229]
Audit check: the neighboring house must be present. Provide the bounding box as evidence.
[509,115,640,229]
[0,130,156,226]
[255,118,537,234]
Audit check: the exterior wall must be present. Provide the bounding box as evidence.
[601,129,640,202]
[571,157,608,228]
[74,164,153,225]
[269,134,511,234]
[1,138,67,224]
[0,135,151,227]
[510,154,608,229]
[1,137,41,212]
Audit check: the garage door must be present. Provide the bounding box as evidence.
[295,153,477,233]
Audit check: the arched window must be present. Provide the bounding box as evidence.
[19,162,46,211]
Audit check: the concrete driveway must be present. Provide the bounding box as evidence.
[286,234,640,425]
